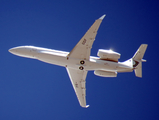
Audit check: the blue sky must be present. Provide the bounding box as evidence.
[0,0,159,120]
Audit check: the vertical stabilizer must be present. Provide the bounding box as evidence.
[133,44,148,61]
[133,44,148,78]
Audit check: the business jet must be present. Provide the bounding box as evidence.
[9,15,148,108]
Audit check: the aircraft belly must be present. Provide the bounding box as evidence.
[34,52,133,72]
[35,52,67,67]
[66,58,118,71]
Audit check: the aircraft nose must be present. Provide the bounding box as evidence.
[8,46,23,55]
[9,47,18,54]
[9,46,36,58]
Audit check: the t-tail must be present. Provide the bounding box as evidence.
[122,44,148,77]
[132,44,148,77]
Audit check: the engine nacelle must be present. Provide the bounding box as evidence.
[97,49,121,62]
[94,70,117,77]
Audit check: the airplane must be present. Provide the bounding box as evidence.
[9,15,148,108]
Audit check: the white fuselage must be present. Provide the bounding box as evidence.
[8,14,147,108]
[9,46,133,73]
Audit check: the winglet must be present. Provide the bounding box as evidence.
[99,14,106,20]
[85,105,90,108]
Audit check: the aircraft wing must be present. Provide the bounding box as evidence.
[66,68,89,108]
[66,15,105,108]
[67,15,106,60]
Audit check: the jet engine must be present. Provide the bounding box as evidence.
[94,70,117,77]
[97,49,121,62]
